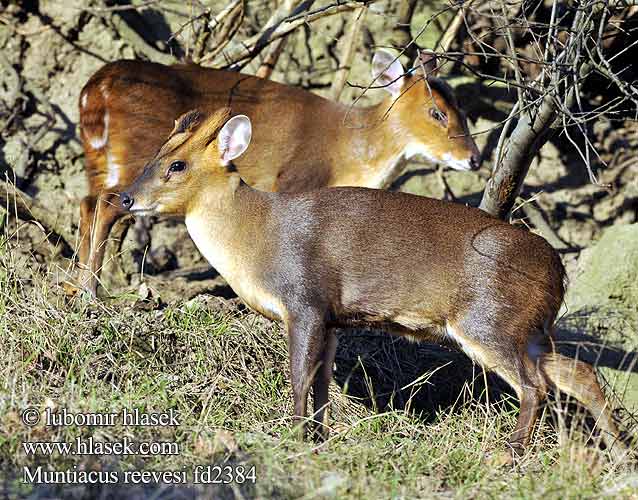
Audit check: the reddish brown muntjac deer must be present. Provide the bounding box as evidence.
[120,108,626,461]
[76,49,480,296]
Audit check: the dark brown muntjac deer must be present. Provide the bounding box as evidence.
[76,49,480,295]
[120,108,627,461]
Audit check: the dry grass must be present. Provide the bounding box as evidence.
[0,231,637,499]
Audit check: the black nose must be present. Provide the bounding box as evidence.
[120,192,134,210]
[469,154,481,171]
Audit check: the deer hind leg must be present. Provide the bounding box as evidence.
[508,355,547,454]
[285,308,329,441]
[310,330,337,442]
[539,351,628,460]
[446,322,546,457]
[77,192,123,297]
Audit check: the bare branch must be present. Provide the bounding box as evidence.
[256,37,289,79]
[256,0,302,79]
[195,0,245,65]
[72,1,163,13]
[519,204,569,250]
[498,2,525,109]
[478,0,625,220]
[438,4,468,53]
[212,1,372,69]
[329,4,367,100]
[110,14,175,65]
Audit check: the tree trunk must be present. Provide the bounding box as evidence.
[479,3,608,220]
[479,93,556,218]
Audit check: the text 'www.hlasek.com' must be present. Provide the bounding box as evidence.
[20,407,256,485]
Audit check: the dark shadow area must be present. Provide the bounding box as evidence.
[152,264,220,283]
[205,283,237,300]
[332,329,515,421]
[108,0,185,59]
[179,266,219,281]
[329,327,636,449]
[144,264,236,303]
[556,310,638,372]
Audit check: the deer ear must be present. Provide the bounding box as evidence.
[412,50,438,77]
[372,49,405,98]
[218,115,252,165]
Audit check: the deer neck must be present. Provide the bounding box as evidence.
[332,98,415,189]
[184,175,288,320]
[184,175,270,285]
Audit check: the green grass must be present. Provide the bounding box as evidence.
[0,234,637,499]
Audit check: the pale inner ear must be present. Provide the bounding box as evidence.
[371,49,405,98]
[218,115,252,165]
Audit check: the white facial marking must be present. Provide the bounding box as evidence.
[442,153,472,171]
[403,143,439,163]
[364,143,439,188]
[89,111,109,150]
[367,142,471,188]
[403,143,471,171]
[81,92,88,109]
[105,149,120,188]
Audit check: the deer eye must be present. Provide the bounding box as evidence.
[168,160,186,174]
[430,108,448,126]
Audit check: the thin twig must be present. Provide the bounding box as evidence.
[391,0,418,61]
